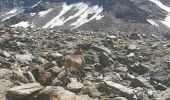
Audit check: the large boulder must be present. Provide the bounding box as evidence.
[104,80,135,98]
[67,78,84,92]
[6,83,43,100]
[99,52,114,67]
[157,87,170,100]
[81,80,101,98]
[35,86,97,100]
[130,77,155,90]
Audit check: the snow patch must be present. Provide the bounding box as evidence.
[12,21,30,28]
[7,8,18,14]
[147,19,159,26]
[31,1,42,8]
[43,2,104,29]
[30,13,36,16]
[38,9,53,17]
[149,0,170,27]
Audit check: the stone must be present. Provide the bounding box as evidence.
[23,71,36,83]
[12,71,29,84]
[0,50,11,58]
[113,97,127,100]
[85,54,99,64]
[0,79,14,100]
[130,62,149,75]
[99,52,114,67]
[115,67,128,73]
[32,56,48,64]
[151,43,158,49]
[150,70,170,86]
[103,72,122,82]
[6,83,43,100]
[127,53,135,58]
[47,66,62,77]
[31,67,52,86]
[104,80,135,97]
[35,86,85,100]
[129,33,140,40]
[81,80,101,98]
[130,77,155,90]
[92,45,111,54]
[128,45,137,51]
[15,53,33,64]
[157,87,170,100]
[106,35,117,40]
[50,52,63,59]
[138,92,150,100]
[67,78,84,92]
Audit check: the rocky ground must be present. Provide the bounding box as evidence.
[1,24,170,100]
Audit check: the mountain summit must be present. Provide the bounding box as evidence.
[0,0,170,31]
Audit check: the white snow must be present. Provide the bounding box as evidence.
[7,8,18,14]
[149,0,170,27]
[30,13,36,16]
[31,1,42,8]
[43,2,104,29]
[38,9,53,17]
[12,21,30,28]
[147,19,159,26]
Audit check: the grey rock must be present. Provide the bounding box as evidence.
[131,62,149,75]
[113,97,127,100]
[128,45,137,51]
[48,66,62,77]
[0,50,11,58]
[23,71,36,83]
[157,87,170,100]
[150,70,170,86]
[106,35,117,40]
[99,52,114,67]
[92,45,111,54]
[104,80,135,97]
[138,92,150,100]
[81,80,101,98]
[67,78,84,92]
[6,83,43,100]
[130,77,155,90]
[12,71,29,83]
[15,53,33,64]
[50,52,63,59]
[36,86,96,100]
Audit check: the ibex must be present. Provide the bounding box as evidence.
[63,48,85,82]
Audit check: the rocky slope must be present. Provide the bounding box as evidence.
[0,0,170,31]
[1,24,170,100]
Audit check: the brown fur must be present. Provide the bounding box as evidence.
[64,48,85,81]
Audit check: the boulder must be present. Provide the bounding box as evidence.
[91,45,111,54]
[12,71,29,84]
[31,67,52,85]
[130,77,155,90]
[99,52,114,67]
[15,53,33,64]
[0,79,14,100]
[104,80,135,98]
[0,50,11,58]
[47,66,62,77]
[138,92,150,100]
[6,83,43,100]
[35,86,96,100]
[128,45,137,52]
[81,80,101,98]
[157,87,170,100]
[130,62,149,75]
[67,78,84,92]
